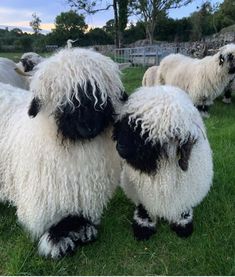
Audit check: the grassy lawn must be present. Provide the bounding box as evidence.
[0,62,234,275]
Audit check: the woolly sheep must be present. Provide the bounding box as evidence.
[0,57,28,89]
[156,44,235,117]
[0,47,126,259]
[142,65,159,86]
[113,85,213,240]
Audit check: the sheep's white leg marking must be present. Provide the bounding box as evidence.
[170,208,194,238]
[38,215,98,259]
[132,204,156,241]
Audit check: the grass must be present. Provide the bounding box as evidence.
[0,55,234,275]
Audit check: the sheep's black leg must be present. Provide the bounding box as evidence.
[38,215,98,259]
[170,209,193,238]
[132,204,156,240]
[223,87,232,104]
[197,105,210,118]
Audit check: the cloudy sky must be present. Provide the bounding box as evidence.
[0,0,223,34]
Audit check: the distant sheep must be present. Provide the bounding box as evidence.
[113,85,213,240]
[0,57,28,89]
[142,66,159,86]
[0,48,126,259]
[157,44,235,117]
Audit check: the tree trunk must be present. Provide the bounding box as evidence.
[113,0,119,48]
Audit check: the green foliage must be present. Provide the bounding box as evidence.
[47,10,87,46]
[85,28,114,45]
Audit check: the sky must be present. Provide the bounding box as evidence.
[0,0,223,34]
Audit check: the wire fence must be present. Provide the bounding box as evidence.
[114,45,189,67]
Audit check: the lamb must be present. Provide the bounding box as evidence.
[142,65,159,86]
[113,85,213,240]
[0,57,29,89]
[156,44,235,117]
[0,47,127,259]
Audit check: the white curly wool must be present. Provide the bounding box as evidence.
[142,65,159,86]
[0,47,124,240]
[120,86,213,223]
[157,44,235,106]
[0,57,28,89]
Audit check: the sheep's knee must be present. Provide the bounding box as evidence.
[170,209,193,238]
[132,204,156,241]
[38,214,98,259]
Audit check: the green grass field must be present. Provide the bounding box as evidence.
[0,59,234,275]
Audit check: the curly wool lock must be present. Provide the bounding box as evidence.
[113,85,213,240]
[0,47,126,259]
[156,44,235,111]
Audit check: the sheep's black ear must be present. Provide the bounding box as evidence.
[219,54,225,66]
[28,97,41,118]
[178,138,197,171]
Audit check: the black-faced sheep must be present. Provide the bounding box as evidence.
[0,47,126,259]
[113,85,213,240]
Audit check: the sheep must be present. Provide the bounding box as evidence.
[113,85,213,240]
[156,44,235,117]
[0,57,29,89]
[142,65,159,86]
[0,47,127,259]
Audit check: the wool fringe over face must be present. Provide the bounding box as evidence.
[0,47,125,252]
[114,85,213,226]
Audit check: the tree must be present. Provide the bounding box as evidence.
[190,2,214,41]
[129,0,193,44]
[213,0,235,32]
[49,10,87,46]
[29,13,42,35]
[67,0,129,47]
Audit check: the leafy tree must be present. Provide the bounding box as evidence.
[190,2,214,41]
[85,28,114,45]
[49,10,87,46]
[213,0,235,31]
[29,13,42,35]
[67,0,129,47]
[129,0,193,44]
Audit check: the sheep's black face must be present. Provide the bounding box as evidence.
[21,58,35,72]
[219,52,235,74]
[55,82,114,141]
[113,116,166,174]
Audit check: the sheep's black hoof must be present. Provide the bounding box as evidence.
[132,221,156,241]
[132,204,156,241]
[38,214,97,259]
[170,221,193,238]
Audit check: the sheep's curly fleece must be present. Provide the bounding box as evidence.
[119,86,213,223]
[0,57,28,89]
[156,44,235,106]
[0,47,124,239]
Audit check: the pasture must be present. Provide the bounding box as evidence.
[0,55,234,275]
